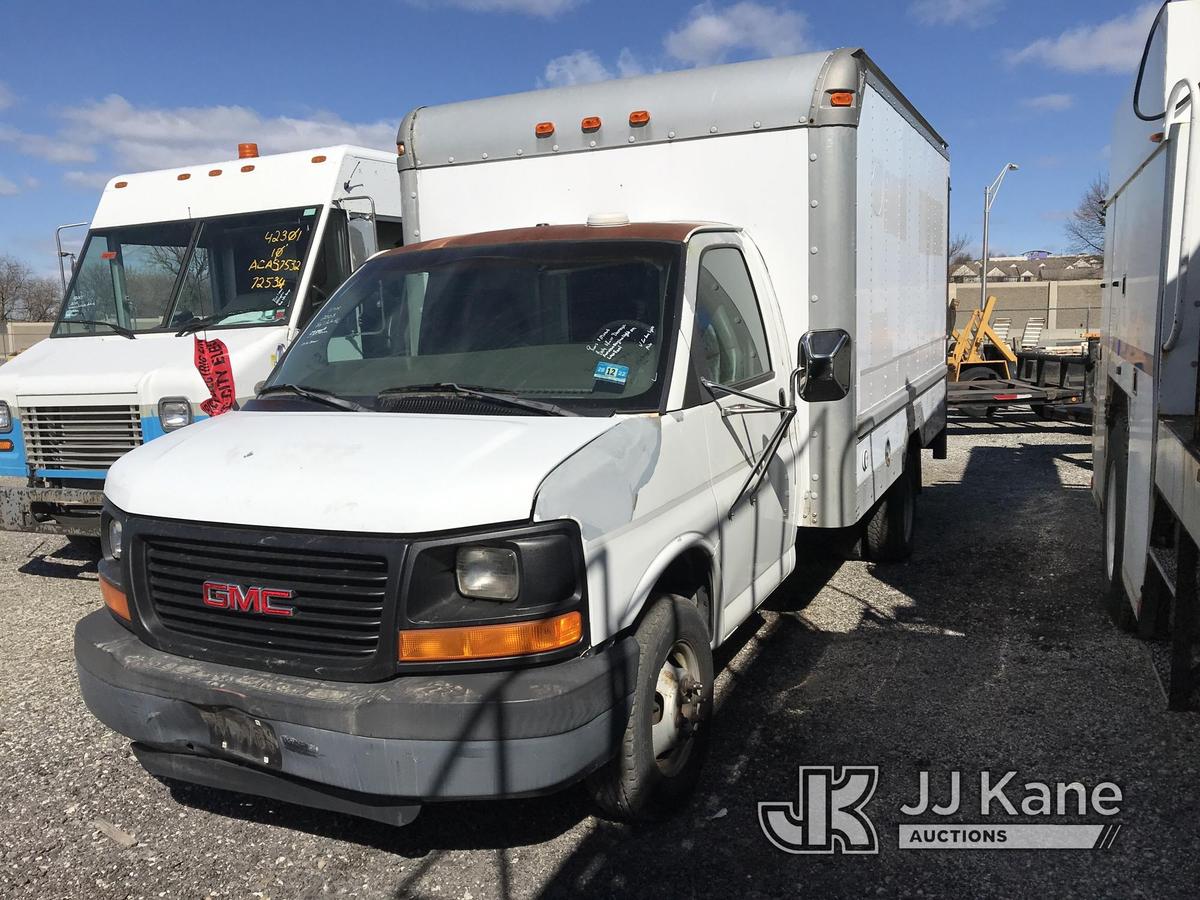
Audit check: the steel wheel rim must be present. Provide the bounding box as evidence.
[650,639,703,777]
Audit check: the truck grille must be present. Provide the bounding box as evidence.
[23,404,143,470]
[141,534,389,660]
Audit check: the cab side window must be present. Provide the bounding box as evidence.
[299,211,351,327]
[693,246,771,386]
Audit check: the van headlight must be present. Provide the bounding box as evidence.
[107,519,124,560]
[0,401,10,433]
[158,397,192,431]
[456,547,520,601]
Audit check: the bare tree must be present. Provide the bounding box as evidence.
[1065,174,1107,255]
[948,233,973,269]
[0,255,66,322]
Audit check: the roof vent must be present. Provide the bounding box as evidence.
[586,212,630,227]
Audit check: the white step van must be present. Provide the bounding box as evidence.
[75,49,948,824]
[0,144,401,538]
[1094,0,1200,706]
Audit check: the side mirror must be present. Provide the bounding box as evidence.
[798,329,851,402]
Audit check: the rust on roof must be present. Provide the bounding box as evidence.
[391,222,715,255]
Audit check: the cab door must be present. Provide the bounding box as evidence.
[686,233,797,639]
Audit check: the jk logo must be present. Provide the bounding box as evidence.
[759,766,880,854]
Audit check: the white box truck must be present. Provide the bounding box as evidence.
[75,49,948,824]
[0,144,401,539]
[1094,0,1200,707]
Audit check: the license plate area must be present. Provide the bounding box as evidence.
[198,706,282,769]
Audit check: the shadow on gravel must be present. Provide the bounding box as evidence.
[18,538,99,579]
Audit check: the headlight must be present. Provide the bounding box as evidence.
[0,401,10,432]
[106,518,123,560]
[158,397,192,432]
[456,547,520,601]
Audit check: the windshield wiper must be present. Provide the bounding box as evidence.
[60,319,136,339]
[377,383,578,417]
[175,306,279,336]
[257,383,368,413]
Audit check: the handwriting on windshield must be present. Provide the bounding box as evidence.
[587,324,655,360]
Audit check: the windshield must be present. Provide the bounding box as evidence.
[53,206,321,337]
[268,240,683,414]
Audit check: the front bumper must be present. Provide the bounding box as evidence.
[75,610,637,825]
[0,478,103,536]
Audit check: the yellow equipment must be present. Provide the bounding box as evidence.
[947,296,1017,382]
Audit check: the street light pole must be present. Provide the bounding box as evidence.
[980,163,1019,309]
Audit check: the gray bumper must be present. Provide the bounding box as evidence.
[75,611,636,823]
[0,478,103,536]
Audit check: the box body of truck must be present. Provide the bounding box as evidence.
[0,145,401,536]
[1094,0,1200,703]
[75,49,947,823]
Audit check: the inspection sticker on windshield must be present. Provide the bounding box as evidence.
[594,362,629,385]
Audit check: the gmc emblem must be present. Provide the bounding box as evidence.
[202,581,295,617]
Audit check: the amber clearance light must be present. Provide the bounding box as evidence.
[829,90,855,107]
[398,611,583,662]
[100,575,131,622]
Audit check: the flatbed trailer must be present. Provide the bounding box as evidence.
[947,377,1083,416]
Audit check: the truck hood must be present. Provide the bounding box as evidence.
[0,328,287,405]
[104,410,621,533]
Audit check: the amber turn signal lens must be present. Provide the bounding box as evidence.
[0,440,12,452]
[829,91,854,108]
[100,576,131,622]
[535,121,555,137]
[629,110,651,126]
[398,611,583,662]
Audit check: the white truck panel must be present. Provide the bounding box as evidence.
[854,85,948,422]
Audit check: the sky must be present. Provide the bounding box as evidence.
[0,0,1161,276]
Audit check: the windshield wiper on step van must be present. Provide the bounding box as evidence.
[256,383,368,413]
[377,383,578,417]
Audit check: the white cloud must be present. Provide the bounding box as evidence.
[0,126,97,163]
[0,82,14,111]
[1022,92,1074,111]
[909,0,1003,27]
[50,95,395,172]
[408,0,579,16]
[62,170,112,190]
[0,175,19,197]
[664,2,807,67]
[1009,3,1159,74]
[540,47,645,87]
[541,50,614,87]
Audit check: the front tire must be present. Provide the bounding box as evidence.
[588,593,714,821]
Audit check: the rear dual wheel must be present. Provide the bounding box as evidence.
[863,449,917,563]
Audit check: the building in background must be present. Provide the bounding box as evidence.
[0,323,53,362]
[948,251,1102,347]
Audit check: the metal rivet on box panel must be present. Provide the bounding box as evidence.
[410,192,416,199]
[668,130,676,139]
[628,136,636,143]
[810,200,819,208]
[753,121,761,129]
[809,153,818,161]
[589,140,597,148]
[812,474,820,481]
[810,246,819,255]
[810,294,819,303]
[553,144,560,152]
[709,125,718,133]
[516,149,523,156]
[448,156,455,163]
[812,431,819,438]
[481,152,488,159]
[413,230,420,237]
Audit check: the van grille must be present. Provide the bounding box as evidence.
[23,404,143,470]
[141,534,389,660]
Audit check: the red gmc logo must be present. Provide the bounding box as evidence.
[201,581,296,617]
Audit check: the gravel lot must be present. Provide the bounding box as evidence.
[3,414,1199,899]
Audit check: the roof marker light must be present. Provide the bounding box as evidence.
[177,173,191,181]
[396,141,406,157]
[535,121,555,138]
[240,164,255,173]
[114,181,128,189]
[208,169,222,177]
[581,116,602,133]
[629,110,651,126]
[238,142,259,159]
[311,154,327,163]
[829,91,855,107]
